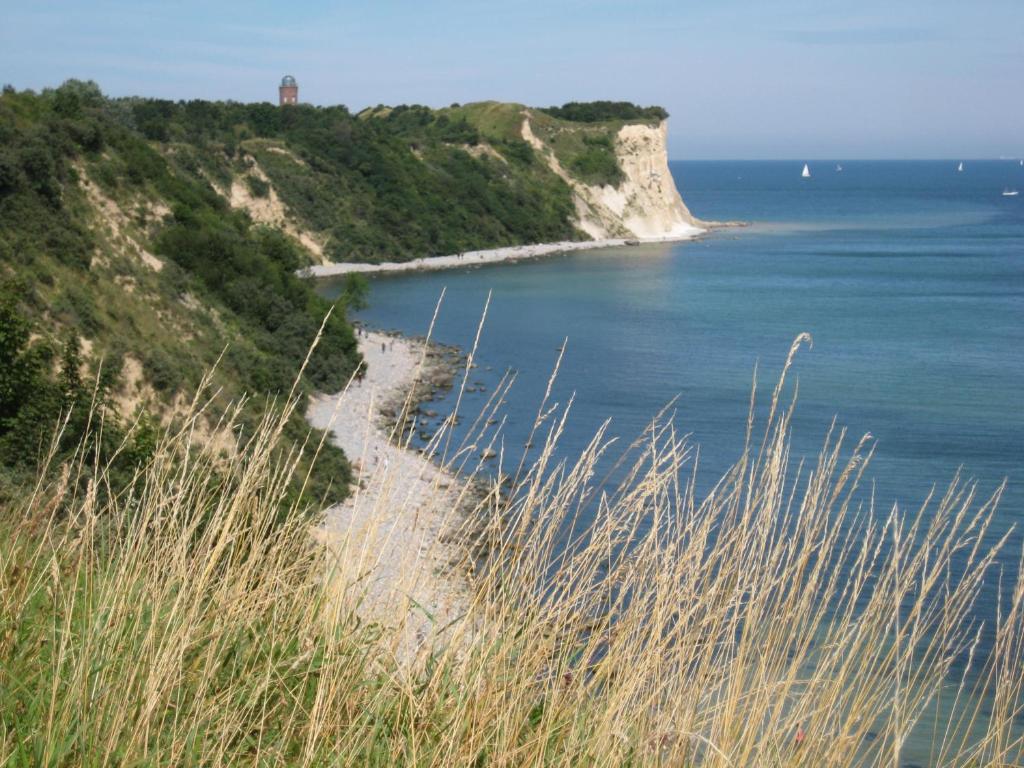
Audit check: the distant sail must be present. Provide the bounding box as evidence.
[1003,188,1020,197]
[957,161,964,172]
[802,163,811,178]
[836,163,843,172]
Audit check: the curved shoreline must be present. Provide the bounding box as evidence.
[298,232,706,278]
[307,329,475,659]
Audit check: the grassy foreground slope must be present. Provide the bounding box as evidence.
[1,338,1020,766]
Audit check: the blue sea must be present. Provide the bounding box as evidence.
[322,159,1022,539]
[318,160,1023,756]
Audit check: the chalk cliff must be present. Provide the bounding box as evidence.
[522,116,704,240]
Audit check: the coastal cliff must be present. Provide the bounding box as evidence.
[521,115,702,240]
[0,83,705,499]
[103,97,703,265]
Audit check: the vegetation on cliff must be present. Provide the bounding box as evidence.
[124,98,582,262]
[540,100,669,123]
[0,78,677,506]
[0,80,359,503]
[113,96,674,260]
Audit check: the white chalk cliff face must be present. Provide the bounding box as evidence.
[521,116,704,241]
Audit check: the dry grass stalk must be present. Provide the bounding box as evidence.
[1,335,1020,766]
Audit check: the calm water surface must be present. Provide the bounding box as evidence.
[322,160,1022,540]
[319,160,1024,757]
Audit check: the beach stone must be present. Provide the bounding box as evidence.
[305,328,473,665]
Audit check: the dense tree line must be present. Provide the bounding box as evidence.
[539,101,669,123]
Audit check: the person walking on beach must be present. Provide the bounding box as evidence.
[381,341,386,354]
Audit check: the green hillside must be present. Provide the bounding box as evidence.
[125,98,578,263]
[120,95,667,262]
[0,79,668,507]
[0,81,360,504]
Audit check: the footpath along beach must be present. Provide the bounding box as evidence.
[307,330,480,657]
[299,232,706,278]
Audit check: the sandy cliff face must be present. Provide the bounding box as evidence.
[217,157,328,265]
[522,117,704,240]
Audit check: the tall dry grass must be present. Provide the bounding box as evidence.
[1,334,1021,766]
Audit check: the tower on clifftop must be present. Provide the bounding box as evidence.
[279,75,298,106]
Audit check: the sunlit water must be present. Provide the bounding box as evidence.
[318,160,1024,762]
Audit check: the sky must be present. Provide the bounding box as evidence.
[2,0,1022,159]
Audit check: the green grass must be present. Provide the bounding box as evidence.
[525,110,631,187]
[1,336,1021,766]
[443,101,527,142]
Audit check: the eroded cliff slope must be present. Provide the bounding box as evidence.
[521,115,703,240]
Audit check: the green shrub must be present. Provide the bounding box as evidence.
[246,173,271,198]
[568,141,623,187]
[499,139,535,165]
[540,101,668,122]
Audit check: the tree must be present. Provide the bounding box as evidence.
[0,286,38,427]
[341,273,369,312]
[59,332,83,409]
[0,284,59,468]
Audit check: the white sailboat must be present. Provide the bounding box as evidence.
[836,163,843,172]
[1003,188,1020,197]
[957,161,964,172]
[801,163,811,178]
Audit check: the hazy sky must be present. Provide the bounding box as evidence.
[2,0,1022,159]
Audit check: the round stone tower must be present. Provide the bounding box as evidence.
[279,75,298,106]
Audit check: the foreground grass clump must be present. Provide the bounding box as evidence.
[1,337,1022,766]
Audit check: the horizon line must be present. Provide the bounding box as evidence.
[669,157,1024,162]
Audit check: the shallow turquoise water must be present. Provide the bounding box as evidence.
[318,161,1024,752]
